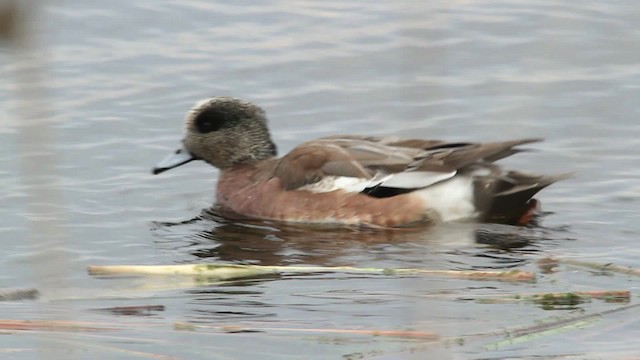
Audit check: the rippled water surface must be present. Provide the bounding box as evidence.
[1,1,639,359]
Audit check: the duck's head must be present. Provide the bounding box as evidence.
[153,97,277,174]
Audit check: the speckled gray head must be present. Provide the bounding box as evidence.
[152,97,278,174]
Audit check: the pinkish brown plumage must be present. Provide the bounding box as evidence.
[153,97,568,227]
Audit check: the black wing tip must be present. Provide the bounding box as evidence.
[152,167,167,175]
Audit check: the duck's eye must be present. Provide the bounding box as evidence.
[194,108,228,133]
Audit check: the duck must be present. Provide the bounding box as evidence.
[153,97,567,228]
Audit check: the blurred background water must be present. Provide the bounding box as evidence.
[0,0,638,359]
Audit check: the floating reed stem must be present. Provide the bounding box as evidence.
[473,290,630,304]
[539,257,640,277]
[88,264,535,282]
[483,303,640,350]
[0,319,113,332]
[173,322,439,340]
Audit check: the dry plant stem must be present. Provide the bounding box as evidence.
[88,264,534,281]
[473,290,630,304]
[540,257,640,277]
[483,303,640,350]
[174,322,439,340]
[268,327,438,340]
[0,319,115,332]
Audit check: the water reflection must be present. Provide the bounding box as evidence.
[152,206,562,270]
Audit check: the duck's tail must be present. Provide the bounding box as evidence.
[475,171,571,225]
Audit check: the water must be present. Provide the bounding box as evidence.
[0,0,639,358]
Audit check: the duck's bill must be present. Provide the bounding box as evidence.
[152,146,196,175]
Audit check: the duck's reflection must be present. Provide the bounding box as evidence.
[152,206,554,270]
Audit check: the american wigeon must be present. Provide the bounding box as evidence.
[153,97,567,227]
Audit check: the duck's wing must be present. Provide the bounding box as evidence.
[272,142,371,191]
[406,138,542,172]
[273,137,541,192]
[273,137,424,191]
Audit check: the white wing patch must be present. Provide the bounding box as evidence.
[373,170,457,189]
[297,176,374,193]
[297,170,458,194]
